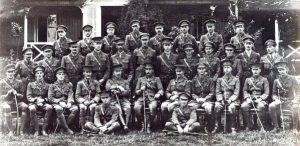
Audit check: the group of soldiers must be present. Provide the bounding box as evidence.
[1,18,300,137]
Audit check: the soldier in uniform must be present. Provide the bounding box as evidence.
[221,43,242,78]
[134,61,164,133]
[75,65,101,133]
[78,25,94,56]
[178,43,199,80]
[0,64,28,136]
[53,25,73,59]
[102,22,118,55]
[172,20,199,59]
[213,59,240,134]
[156,37,178,90]
[164,93,200,134]
[230,20,248,54]
[15,47,37,87]
[38,45,60,83]
[199,19,223,58]
[190,62,215,133]
[132,33,156,83]
[269,61,300,133]
[125,20,142,54]
[199,41,221,82]
[149,22,168,55]
[260,39,284,89]
[111,38,134,83]
[48,67,78,135]
[161,64,191,125]
[61,41,85,90]
[237,36,261,85]
[241,62,269,131]
[85,37,111,89]
[105,64,131,130]
[27,66,53,136]
[84,91,121,134]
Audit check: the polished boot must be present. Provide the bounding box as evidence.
[212,112,221,134]
[58,115,74,135]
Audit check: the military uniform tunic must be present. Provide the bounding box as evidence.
[156,53,178,89]
[53,37,73,59]
[78,38,94,56]
[61,54,85,87]
[199,32,223,57]
[125,32,142,54]
[102,35,118,55]
[75,79,101,104]
[111,51,134,82]
[38,57,60,83]
[15,60,37,85]
[148,34,168,55]
[172,33,199,59]
[199,55,221,81]
[85,51,111,81]
[179,56,199,80]
[132,47,156,81]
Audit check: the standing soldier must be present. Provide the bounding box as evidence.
[85,37,111,89]
[102,22,118,55]
[190,62,215,133]
[84,91,121,134]
[213,60,240,134]
[221,43,242,78]
[53,25,73,59]
[260,39,284,89]
[149,22,168,55]
[164,93,201,134]
[230,20,248,54]
[76,65,101,133]
[237,36,261,85]
[241,62,269,131]
[0,64,28,136]
[199,41,221,82]
[269,61,300,133]
[61,41,85,90]
[156,37,178,90]
[15,47,37,86]
[172,20,199,59]
[78,25,94,56]
[132,33,156,83]
[111,38,134,83]
[106,64,131,131]
[125,20,142,54]
[48,67,78,135]
[199,19,224,58]
[27,66,53,136]
[134,61,164,133]
[38,45,60,83]
[178,43,199,80]
[161,64,191,125]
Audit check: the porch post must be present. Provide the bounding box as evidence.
[95,6,102,36]
[24,14,28,48]
[275,19,279,53]
[235,0,238,18]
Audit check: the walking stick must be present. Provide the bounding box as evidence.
[143,91,147,132]
[249,97,265,132]
[14,94,20,135]
[114,92,127,129]
[278,89,285,131]
[224,101,227,133]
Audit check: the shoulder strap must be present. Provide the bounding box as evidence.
[130,34,137,43]
[91,53,102,66]
[183,59,192,72]
[2,79,15,90]
[159,56,171,69]
[220,78,229,88]
[67,56,78,71]
[104,37,111,47]
[249,78,259,89]
[44,60,54,72]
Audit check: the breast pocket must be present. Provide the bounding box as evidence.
[122,60,129,69]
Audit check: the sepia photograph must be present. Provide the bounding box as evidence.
[0,0,300,145]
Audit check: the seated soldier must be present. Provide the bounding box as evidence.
[161,64,191,125]
[134,60,164,133]
[76,65,101,133]
[48,67,79,135]
[213,59,240,134]
[27,66,53,136]
[269,61,300,133]
[164,93,200,134]
[241,62,269,131]
[84,91,121,134]
[190,62,214,133]
[106,64,131,131]
[0,64,28,136]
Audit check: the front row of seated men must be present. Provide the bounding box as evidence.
[0,57,299,136]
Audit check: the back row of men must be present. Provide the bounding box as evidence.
[1,19,299,136]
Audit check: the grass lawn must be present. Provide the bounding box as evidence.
[0,131,299,146]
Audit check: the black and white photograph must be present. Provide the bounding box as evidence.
[0,0,300,145]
